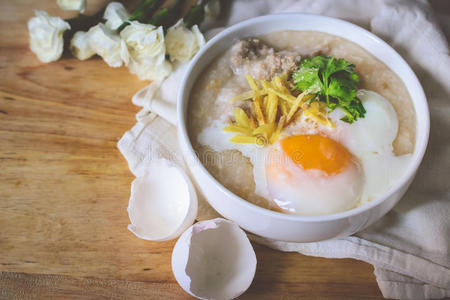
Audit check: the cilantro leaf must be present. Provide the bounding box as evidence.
[292,55,365,123]
[292,63,322,94]
[328,73,357,102]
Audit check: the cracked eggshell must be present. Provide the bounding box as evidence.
[172,218,257,300]
[127,159,198,241]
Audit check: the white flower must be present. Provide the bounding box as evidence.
[104,2,130,31]
[87,23,128,67]
[27,10,71,63]
[56,0,86,13]
[70,31,95,60]
[165,19,205,63]
[120,21,172,81]
[120,22,165,65]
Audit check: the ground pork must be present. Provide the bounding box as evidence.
[230,38,301,80]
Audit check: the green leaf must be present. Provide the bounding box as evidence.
[340,98,366,123]
[292,55,365,123]
[292,64,322,94]
[325,57,355,76]
[328,75,357,102]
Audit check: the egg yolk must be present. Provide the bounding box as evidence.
[280,135,353,175]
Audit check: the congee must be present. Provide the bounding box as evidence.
[188,31,416,216]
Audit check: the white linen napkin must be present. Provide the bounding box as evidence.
[118,0,450,298]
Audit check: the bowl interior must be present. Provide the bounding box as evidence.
[177,13,430,222]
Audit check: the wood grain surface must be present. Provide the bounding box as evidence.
[0,1,384,299]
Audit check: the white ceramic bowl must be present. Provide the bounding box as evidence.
[177,14,429,242]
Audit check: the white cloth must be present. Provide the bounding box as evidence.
[118,0,450,298]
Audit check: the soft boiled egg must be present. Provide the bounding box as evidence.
[265,90,411,215]
[266,135,364,215]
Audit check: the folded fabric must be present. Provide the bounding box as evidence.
[118,0,450,298]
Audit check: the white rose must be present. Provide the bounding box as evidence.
[120,21,172,81]
[165,19,205,63]
[104,2,130,31]
[56,0,86,13]
[120,22,165,64]
[70,31,95,60]
[27,10,71,63]
[87,23,128,68]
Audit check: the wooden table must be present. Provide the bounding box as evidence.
[0,1,384,298]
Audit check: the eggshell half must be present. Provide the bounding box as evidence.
[127,159,198,241]
[172,218,257,300]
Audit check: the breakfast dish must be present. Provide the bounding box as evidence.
[188,30,416,216]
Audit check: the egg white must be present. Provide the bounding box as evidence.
[328,90,412,204]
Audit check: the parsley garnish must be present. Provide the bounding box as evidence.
[292,55,366,123]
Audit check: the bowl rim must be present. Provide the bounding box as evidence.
[177,13,430,222]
